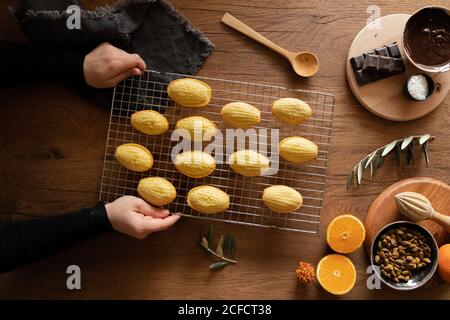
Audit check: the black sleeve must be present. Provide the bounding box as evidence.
[0,202,112,274]
[0,40,90,86]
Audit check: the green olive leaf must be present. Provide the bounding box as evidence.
[347,172,354,190]
[407,143,415,165]
[422,141,430,166]
[223,234,234,256]
[201,237,209,249]
[395,143,402,165]
[216,235,224,257]
[376,152,384,169]
[401,136,414,150]
[419,134,431,145]
[230,237,237,258]
[209,261,229,270]
[223,235,230,256]
[370,162,373,180]
[365,151,378,169]
[382,141,397,157]
[357,163,363,185]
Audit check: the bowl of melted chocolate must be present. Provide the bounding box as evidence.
[403,6,450,73]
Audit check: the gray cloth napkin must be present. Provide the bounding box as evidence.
[10,0,214,81]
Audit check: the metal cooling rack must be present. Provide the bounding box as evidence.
[99,70,335,233]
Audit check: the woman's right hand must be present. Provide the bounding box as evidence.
[105,196,181,239]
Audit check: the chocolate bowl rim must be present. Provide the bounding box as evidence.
[402,5,450,72]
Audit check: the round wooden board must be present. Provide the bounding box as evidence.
[364,177,450,254]
[346,14,450,121]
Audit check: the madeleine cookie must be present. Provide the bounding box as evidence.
[115,143,153,172]
[175,116,217,141]
[167,78,211,107]
[279,136,318,164]
[187,186,230,214]
[137,177,177,206]
[229,149,270,177]
[262,185,303,213]
[175,151,216,178]
[221,102,261,128]
[131,110,169,135]
[272,98,312,125]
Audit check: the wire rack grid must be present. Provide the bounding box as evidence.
[99,70,335,233]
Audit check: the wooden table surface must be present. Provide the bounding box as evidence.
[0,0,449,300]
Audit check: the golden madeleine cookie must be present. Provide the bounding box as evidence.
[221,102,261,128]
[167,78,211,107]
[115,143,153,172]
[229,149,270,177]
[175,116,217,141]
[175,150,216,178]
[131,110,169,135]
[279,136,318,164]
[262,185,303,213]
[272,98,312,125]
[137,177,177,206]
[187,186,230,214]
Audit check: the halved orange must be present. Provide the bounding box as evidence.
[317,254,356,295]
[326,214,365,254]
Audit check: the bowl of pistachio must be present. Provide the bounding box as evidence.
[370,221,439,290]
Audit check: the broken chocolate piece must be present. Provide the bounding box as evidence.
[363,54,380,70]
[350,55,365,70]
[375,47,389,56]
[378,56,392,72]
[386,43,401,57]
[391,58,405,71]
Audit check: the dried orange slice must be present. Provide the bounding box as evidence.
[326,214,365,254]
[316,254,356,295]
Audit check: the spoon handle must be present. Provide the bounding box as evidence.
[431,209,450,232]
[221,13,292,59]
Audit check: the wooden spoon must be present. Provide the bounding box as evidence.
[395,191,450,232]
[221,13,319,77]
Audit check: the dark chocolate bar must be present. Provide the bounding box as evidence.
[350,42,405,86]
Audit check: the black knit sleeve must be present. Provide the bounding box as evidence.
[0,202,112,274]
[0,40,89,86]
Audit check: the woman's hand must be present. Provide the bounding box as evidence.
[83,42,146,88]
[105,196,181,239]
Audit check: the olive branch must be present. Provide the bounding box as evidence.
[200,224,237,270]
[348,134,435,189]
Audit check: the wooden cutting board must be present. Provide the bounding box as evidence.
[364,177,450,254]
[346,14,450,121]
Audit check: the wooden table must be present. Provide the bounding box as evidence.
[0,0,449,299]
